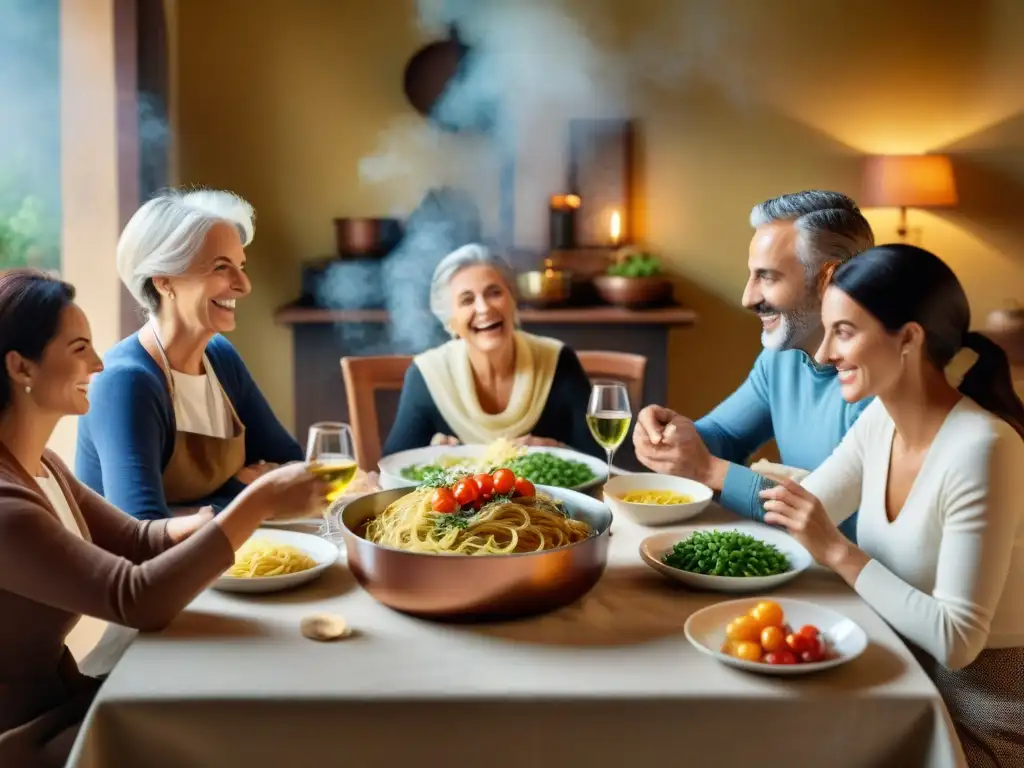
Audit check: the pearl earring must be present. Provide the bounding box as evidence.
[168,291,175,300]
[24,385,31,394]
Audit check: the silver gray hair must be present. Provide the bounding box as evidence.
[117,188,256,315]
[429,243,517,327]
[749,190,875,281]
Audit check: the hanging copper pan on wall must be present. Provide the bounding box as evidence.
[402,23,494,133]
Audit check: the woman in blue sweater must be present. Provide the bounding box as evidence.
[76,189,303,520]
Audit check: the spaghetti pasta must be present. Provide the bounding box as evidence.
[227,539,318,578]
[364,487,593,555]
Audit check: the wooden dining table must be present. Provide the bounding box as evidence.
[68,505,965,768]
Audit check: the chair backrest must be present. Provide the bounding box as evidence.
[576,350,648,410]
[340,355,413,470]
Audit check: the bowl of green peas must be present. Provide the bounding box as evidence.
[639,524,813,593]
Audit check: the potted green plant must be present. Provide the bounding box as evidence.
[0,194,59,272]
[593,249,673,308]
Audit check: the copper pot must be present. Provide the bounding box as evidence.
[593,275,673,309]
[339,487,612,621]
[516,269,573,307]
[333,218,403,258]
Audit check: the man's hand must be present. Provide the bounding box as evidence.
[633,405,727,490]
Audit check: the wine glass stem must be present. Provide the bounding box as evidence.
[606,448,614,478]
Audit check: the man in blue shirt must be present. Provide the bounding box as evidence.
[635,190,875,540]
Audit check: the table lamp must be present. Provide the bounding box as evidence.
[860,154,958,241]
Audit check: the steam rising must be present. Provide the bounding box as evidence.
[329,0,632,352]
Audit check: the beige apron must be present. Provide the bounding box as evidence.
[142,325,246,504]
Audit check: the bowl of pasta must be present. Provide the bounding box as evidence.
[339,469,612,620]
[213,530,339,594]
[603,473,712,526]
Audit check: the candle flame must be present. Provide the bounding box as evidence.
[610,211,622,244]
[550,194,582,210]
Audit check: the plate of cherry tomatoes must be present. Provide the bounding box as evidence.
[427,468,536,514]
[684,597,868,675]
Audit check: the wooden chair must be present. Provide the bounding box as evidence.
[340,355,413,470]
[576,350,648,409]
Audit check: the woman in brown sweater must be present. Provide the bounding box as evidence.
[0,270,328,767]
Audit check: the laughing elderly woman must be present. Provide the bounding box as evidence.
[75,188,303,520]
[381,244,601,458]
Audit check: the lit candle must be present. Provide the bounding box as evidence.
[609,210,622,246]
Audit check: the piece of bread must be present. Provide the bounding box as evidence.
[749,459,810,483]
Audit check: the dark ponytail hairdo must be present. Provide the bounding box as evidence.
[830,244,1024,440]
[0,269,77,412]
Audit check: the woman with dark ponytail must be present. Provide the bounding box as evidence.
[758,244,1024,766]
[0,271,327,766]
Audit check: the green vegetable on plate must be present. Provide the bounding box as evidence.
[662,530,790,577]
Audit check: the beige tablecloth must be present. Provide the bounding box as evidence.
[69,507,965,768]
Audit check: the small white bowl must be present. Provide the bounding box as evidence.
[212,529,339,594]
[685,597,868,675]
[639,523,812,593]
[603,474,712,526]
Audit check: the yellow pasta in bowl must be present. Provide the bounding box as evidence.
[228,540,317,578]
[604,474,712,526]
[213,530,339,594]
[619,489,694,506]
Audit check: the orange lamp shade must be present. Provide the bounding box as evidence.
[861,155,958,208]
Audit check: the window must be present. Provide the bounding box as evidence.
[0,0,61,272]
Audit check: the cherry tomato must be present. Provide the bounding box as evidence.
[760,625,786,653]
[797,624,821,641]
[474,473,494,499]
[764,650,797,665]
[733,641,763,662]
[785,632,814,654]
[726,616,762,643]
[749,601,784,629]
[513,477,536,498]
[431,487,457,514]
[800,646,825,664]
[492,468,515,495]
[453,479,479,507]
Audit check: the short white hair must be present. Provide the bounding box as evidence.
[428,243,517,327]
[117,188,255,314]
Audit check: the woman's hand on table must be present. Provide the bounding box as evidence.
[234,461,279,485]
[759,479,870,583]
[430,433,460,446]
[514,435,564,448]
[165,506,215,545]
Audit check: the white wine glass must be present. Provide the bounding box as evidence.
[306,422,358,505]
[586,381,632,480]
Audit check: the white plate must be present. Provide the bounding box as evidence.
[213,529,339,594]
[639,523,813,593]
[378,444,609,493]
[685,597,868,675]
[604,474,713,526]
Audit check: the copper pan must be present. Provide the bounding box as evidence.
[339,486,612,621]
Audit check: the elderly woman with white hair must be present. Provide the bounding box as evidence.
[75,188,303,520]
[382,244,600,457]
